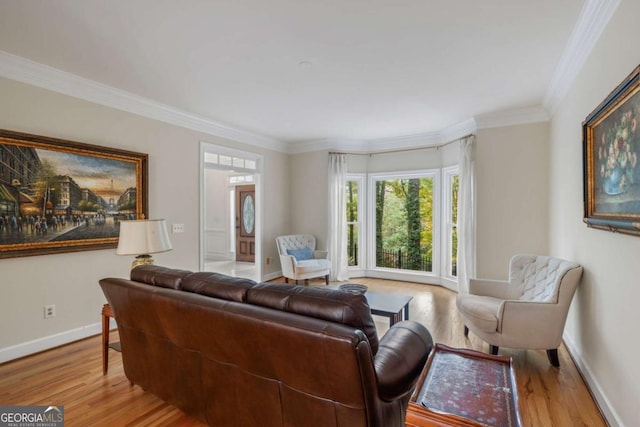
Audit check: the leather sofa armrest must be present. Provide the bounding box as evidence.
[374,321,433,401]
[469,278,510,298]
[313,250,328,259]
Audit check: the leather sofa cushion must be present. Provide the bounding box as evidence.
[182,272,257,302]
[130,265,192,289]
[247,283,379,354]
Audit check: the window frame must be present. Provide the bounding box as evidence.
[366,169,441,280]
[346,173,366,274]
[441,165,459,281]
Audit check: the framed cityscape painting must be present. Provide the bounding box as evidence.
[0,129,148,258]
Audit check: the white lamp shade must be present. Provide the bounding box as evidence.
[116,219,173,256]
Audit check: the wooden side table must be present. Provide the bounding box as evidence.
[406,344,522,427]
[101,303,121,375]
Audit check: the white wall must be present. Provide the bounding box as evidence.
[0,77,289,361]
[289,151,328,250]
[204,168,232,261]
[549,1,640,424]
[363,147,443,172]
[261,149,290,275]
[475,123,550,278]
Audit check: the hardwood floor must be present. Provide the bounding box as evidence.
[0,278,606,426]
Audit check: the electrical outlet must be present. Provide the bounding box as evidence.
[172,223,184,233]
[44,304,56,319]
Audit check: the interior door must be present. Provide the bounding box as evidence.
[235,185,255,262]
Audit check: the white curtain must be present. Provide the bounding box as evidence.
[327,153,350,281]
[457,135,476,293]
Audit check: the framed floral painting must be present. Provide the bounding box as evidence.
[583,64,640,236]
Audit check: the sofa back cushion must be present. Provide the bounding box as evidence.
[130,265,192,289]
[247,283,379,354]
[182,272,257,302]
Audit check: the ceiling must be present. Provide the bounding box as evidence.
[0,0,596,148]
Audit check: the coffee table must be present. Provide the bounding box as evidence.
[407,344,522,427]
[329,285,412,326]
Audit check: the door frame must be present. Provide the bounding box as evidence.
[199,141,263,281]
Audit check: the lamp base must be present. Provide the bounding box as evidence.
[131,254,154,270]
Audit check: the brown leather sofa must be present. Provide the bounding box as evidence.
[99,265,433,427]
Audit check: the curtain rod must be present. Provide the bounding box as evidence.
[329,133,474,156]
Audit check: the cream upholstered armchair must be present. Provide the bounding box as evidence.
[276,234,330,285]
[456,254,583,366]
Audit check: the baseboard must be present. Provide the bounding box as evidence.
[563,333,622,426]
[364,269,442,285]
[439,277,458,292]
[349,270,458,291]
[0,319,115,364]
[261,270,282,282]
[346,268,366,278]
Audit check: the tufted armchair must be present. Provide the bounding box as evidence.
[276,234,331,285]
[456,254,583,366]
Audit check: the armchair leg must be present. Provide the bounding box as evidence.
[463,325,469,337]
[325,274,329,285]
[489,345,499,355]
[547,349,560,367]
[285,278,289,284]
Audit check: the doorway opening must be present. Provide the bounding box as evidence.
[200,142,262,281]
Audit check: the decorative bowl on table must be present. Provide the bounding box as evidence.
[339,284,368,294]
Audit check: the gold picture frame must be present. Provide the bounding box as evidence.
[0,129,148,258]
[583,64,640,236]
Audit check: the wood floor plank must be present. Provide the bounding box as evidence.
[0,278,606,426]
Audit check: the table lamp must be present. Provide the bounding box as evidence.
[116,219,173,269]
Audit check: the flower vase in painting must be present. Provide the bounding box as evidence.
[595,94,640,201]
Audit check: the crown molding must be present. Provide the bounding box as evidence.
[543,0,620,114]
[0,50,288,153]
[290,119,478,154]
[290,132,445,155]
[439,118,477,142]
[288,138,370,154]
[290,107,550,154]
[367,132,441,152]
[475,106,550,130]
